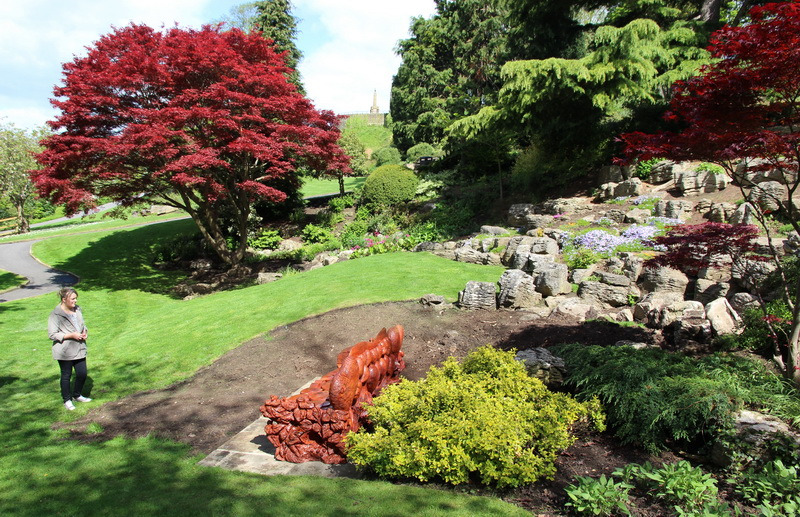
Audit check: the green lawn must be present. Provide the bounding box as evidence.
[0,269,26,291]
[0,212,189,244]
[302,176,366,198]
[0,219,523,516]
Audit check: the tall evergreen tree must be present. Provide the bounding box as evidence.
[450,0,723,192]
[390,0,508,153]
[251,0,304,93]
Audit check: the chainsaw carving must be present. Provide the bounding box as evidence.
[260,325,405,464]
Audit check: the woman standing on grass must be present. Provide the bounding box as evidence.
[48,287,92,410]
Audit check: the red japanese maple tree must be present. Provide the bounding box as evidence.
[619,1,800,383]
[34,24,350,266]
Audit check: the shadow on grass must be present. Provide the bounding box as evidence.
[54,220,194,295]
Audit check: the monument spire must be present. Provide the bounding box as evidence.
[370,89,379,114]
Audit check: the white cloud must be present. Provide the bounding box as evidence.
[294,0,436,114]
[0,0,435,128]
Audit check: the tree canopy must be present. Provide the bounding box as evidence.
[34,24,349,266]
[0,123,47,233]
[619,1,800,384]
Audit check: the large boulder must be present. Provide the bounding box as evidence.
[454,247,487,265]
[534,263,571,297]
[638,266,690,296]
[515,348,567,388]
[654,199,694,220]
[728,202,756,225]
[578,281,637,308]
[550,298,600,322]
[693,279,730,305]
[675,165,729,195]
[648,160,674,184]
[705,298,743,336]
[524,254,556,275]
[728,292,760,313]
[748,181,784,213]
[502,236,535,265]
[708,409,800,468]
[507,204,536,227]
[458,281,497,310]
[498,270,542,309]
[529,236,560,255]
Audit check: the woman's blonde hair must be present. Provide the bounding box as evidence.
[58,287,78,301]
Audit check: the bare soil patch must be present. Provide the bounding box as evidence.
[61,300,677,515]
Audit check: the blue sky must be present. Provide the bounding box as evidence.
[0,0,436,130]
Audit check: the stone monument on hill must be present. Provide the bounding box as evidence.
[340,91,386,127]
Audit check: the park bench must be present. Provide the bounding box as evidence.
[259,325,405,464]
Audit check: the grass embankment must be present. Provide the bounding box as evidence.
[0,269,26,292]
[0,219,522,516]
[302,176,366,198]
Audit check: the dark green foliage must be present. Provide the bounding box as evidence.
[251,0,304,92]
[405,142,436,162]
[553,344,741,452]
[151,232,207,263]
[390,1,509,152]
[361,165,419,206]
[372,146,403,167]
[345,345,605,487]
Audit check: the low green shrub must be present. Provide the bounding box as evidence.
[406,142,436,162]
[634,158,663,180]
[565,474,633,516]
[696,162,725,175]
[553,344,741,453]
[152,232,206,263]
[564,247,603,269]
[340,219,369,249]
[328,194,355,213]
[345,345,605,488]
[373,146,403,167]
[615,461,727,516]
[361,165,419,206]
[248,229,282,250]
[301,223,335,244]
[738,459,800,516]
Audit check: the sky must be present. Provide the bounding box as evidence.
[0,0,436,130]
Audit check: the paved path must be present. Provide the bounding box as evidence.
[0,240,78,303]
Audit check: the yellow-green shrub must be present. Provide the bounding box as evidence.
[345,345,605,487]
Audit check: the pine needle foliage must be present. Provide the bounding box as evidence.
[553,344,741,453]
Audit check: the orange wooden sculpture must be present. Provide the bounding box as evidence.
[259,325,405,464]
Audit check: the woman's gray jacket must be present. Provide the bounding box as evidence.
[48,304,87,361]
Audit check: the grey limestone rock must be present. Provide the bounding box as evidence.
[534,263,571,297]
[515,348,566,388]
[638,266,690,296]
[458,281,497,310]
[498,269,542,309]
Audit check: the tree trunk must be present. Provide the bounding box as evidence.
[699,0,721,24]
[789,280,800,387]
[338,174,345,196]
[14,201,29,234]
